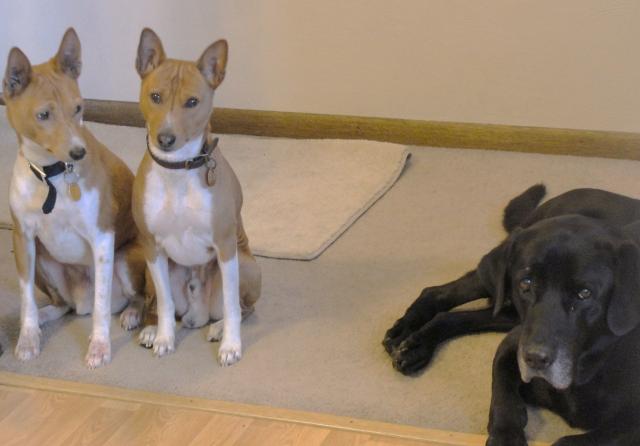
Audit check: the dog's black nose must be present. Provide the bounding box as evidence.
[69,146,86,160]
[524,345,553,370]
[157,132,176,149]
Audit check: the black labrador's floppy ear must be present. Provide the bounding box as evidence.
[3,47,32,98]
[609,242,640,336]
[478,230,519,317]
[54,28,82,79]
[197,39,228,89]
[136,28,166,78]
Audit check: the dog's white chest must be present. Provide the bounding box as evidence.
[10,167,97,265]
[144,167,216,266]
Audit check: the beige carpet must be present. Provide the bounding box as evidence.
[0,108,410,260]
[3,140,639,443]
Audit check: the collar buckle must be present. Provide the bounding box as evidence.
[29,162,47,180]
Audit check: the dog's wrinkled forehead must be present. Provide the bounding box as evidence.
[10,67,80,109]
[513,216,617,281]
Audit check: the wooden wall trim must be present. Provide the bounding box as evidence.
[3,97,640,161]
[81,99,640,161]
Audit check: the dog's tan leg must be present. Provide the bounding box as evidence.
[114,241,145,330]
[239,248,261,313]
[145,253,175,356]
[85,232,115,369]
[138,261,189,348]
[12,220,41,361]
[214,238,243,366]
[206,248,259,343]
[205,262,223,342]
[34,245,72,323]
[138,274,157,349]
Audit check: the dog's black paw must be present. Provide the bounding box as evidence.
[486,431,528,446]
[383,318,411,354]
[390,334,437,375]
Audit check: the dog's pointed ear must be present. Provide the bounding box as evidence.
[609,242,640,336]
[3,47,32,98]
[197,39,228,89]
[54,28,82,79]
[136,28,166,78]
[479,230,520,317]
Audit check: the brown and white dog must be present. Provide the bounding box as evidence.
[132,28,261,366]
[3,29,145,368]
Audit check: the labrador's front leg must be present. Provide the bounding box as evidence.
[86,231,115,368]
[486,328,529,446]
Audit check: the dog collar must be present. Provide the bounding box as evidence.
[28,161,70,214]
[146,135,218,171]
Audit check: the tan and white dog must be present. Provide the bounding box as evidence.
[132,29,261,366]
[3,29,145,368]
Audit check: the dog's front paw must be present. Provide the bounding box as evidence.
[152,334,175,357]
[206,320,224,342]
[15,326,41,361]
[120,306,142,331]
[218,337,242,366]
[383,318,410,354]
[391,334,437,375]
[138,325,156,348]
[486,430,528,446]
[86,337,111,368]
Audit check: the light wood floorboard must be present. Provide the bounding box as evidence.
[0,373,551,446]
[0,385,455,446]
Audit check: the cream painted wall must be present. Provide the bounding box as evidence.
[1,0,639,132]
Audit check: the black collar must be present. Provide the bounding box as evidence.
[146,135,218,170]
[29,160,68,214]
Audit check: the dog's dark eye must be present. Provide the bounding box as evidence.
[185,97,199,108]
[577,288,592,300]
[74,104,82,115]
[150,92,162,104]
[519,278,533,293]
[36,111,50,121]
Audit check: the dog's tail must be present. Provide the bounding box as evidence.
[502,184,546,233]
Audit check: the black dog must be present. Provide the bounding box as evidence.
[384,185,640,444]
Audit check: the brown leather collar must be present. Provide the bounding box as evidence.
[146,135,218,170]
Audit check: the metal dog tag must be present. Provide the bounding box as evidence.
[205,158,217,187]
[68,183,82,201]
[64,164,81,201]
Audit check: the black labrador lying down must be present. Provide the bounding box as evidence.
[384,185,640,445]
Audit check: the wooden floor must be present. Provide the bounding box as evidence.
[0,372,549,446]
[0,385,438,446]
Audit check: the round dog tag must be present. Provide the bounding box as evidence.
[68,183,82,201]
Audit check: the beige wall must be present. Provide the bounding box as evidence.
[1,0,639,132]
